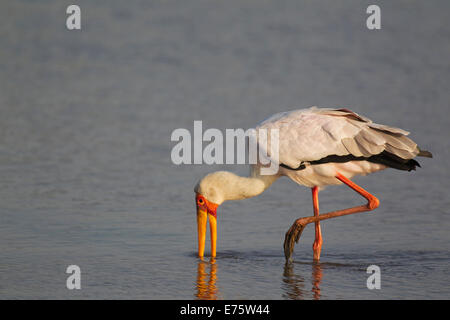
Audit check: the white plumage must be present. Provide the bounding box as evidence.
[255,106,421,188]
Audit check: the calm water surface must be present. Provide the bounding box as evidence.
[0,0,449,299]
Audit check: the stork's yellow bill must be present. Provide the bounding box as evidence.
[195,194,218,258]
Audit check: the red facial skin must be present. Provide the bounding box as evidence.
[195,194,218,219]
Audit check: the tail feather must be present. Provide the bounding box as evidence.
[418,149,433,158]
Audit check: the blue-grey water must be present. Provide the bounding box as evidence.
[1,0,449,299]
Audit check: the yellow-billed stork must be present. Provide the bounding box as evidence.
[194,107,432,261]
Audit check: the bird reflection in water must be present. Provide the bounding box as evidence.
[282,261,323,300]
[195,258,220,300]
[311,262,323,299]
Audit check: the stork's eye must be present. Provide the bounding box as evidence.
[197,198,205,205]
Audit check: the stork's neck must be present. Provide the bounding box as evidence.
[195,168,280,205]
[221,167,279,202]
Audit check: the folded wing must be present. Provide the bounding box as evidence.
[256,107,431,170]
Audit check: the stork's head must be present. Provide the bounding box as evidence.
[194,172,230,258]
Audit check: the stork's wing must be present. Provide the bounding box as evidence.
[256,107,424,169]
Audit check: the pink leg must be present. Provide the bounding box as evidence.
[311,186,322,261]
[284,172,380,261]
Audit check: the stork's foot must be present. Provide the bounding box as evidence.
[312,236,323,261]
[284,218,307,262]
